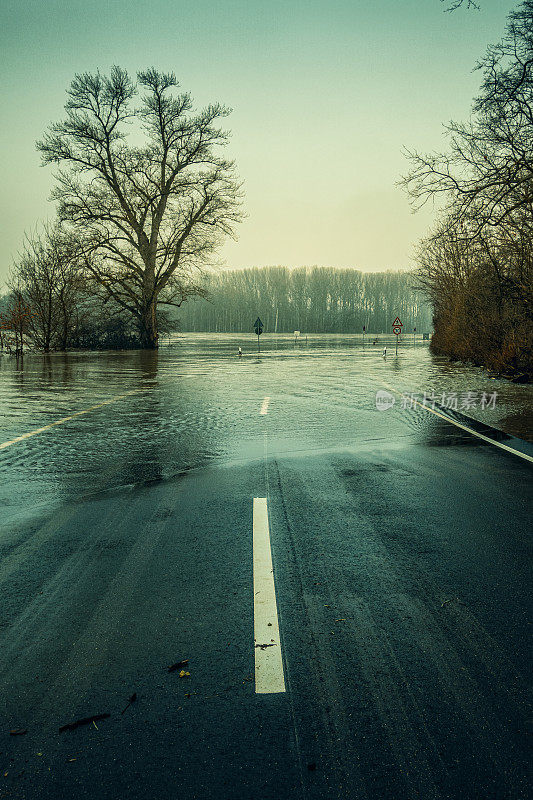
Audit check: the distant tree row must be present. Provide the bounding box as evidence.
[175,266,432,334]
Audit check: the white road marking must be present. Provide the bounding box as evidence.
[259,396,270,415]
[253,497,286,694]
[380,379,533,464]
[0,390,143,451]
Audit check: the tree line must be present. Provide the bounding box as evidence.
[403,0,533,377]
[175,266,432,334]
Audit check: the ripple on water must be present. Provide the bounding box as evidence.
[0,338,531,516]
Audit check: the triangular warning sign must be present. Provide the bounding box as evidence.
[392,317,403,326]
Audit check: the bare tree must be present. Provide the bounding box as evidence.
[403,2,533,374]
[0,292,32,357]
[10,224,84,351]
[402,2,533,234]
[38,67,242,348]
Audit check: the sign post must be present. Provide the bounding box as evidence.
[254,317,263,352]
[362,324,366,347]
[392,316,403,354]
[413,326,416,347]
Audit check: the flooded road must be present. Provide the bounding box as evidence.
[0,334,531,525]
[0,335,531,800]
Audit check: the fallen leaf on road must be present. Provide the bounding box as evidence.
[178,670,190,678]
[255,643,275,650]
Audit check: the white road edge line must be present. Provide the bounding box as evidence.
[380,379,533,464]
[259,396,270,415]
[0,389,143,451]
[253,497,286,694]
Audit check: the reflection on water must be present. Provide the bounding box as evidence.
[0,334,531,525]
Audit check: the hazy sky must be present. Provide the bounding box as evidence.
[0,0,517,284]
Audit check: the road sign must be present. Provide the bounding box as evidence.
[392,317,403,336]
[254,317,263,352]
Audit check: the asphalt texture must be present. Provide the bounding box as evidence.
[0,340,531,800]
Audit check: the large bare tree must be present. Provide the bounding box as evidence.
[38,67,242,348]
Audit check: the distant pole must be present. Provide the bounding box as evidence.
[363,324,366,346]
[392,317,402,357]
[413,327,416,347]
[257,333,260,352]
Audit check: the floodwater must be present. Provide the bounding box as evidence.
[0,333,531,528]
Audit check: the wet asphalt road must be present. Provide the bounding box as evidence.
[0,339,532,800]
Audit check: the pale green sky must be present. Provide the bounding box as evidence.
[0,0,518,284]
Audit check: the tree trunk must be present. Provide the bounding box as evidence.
[60,316,68,351]
[44,287,53,352]
[139,298,159,349]
[59,295,69,351]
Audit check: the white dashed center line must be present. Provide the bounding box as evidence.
[253,497,286,694]
[259,396,270,415]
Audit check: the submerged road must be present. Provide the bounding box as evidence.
[0,345,531,800]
